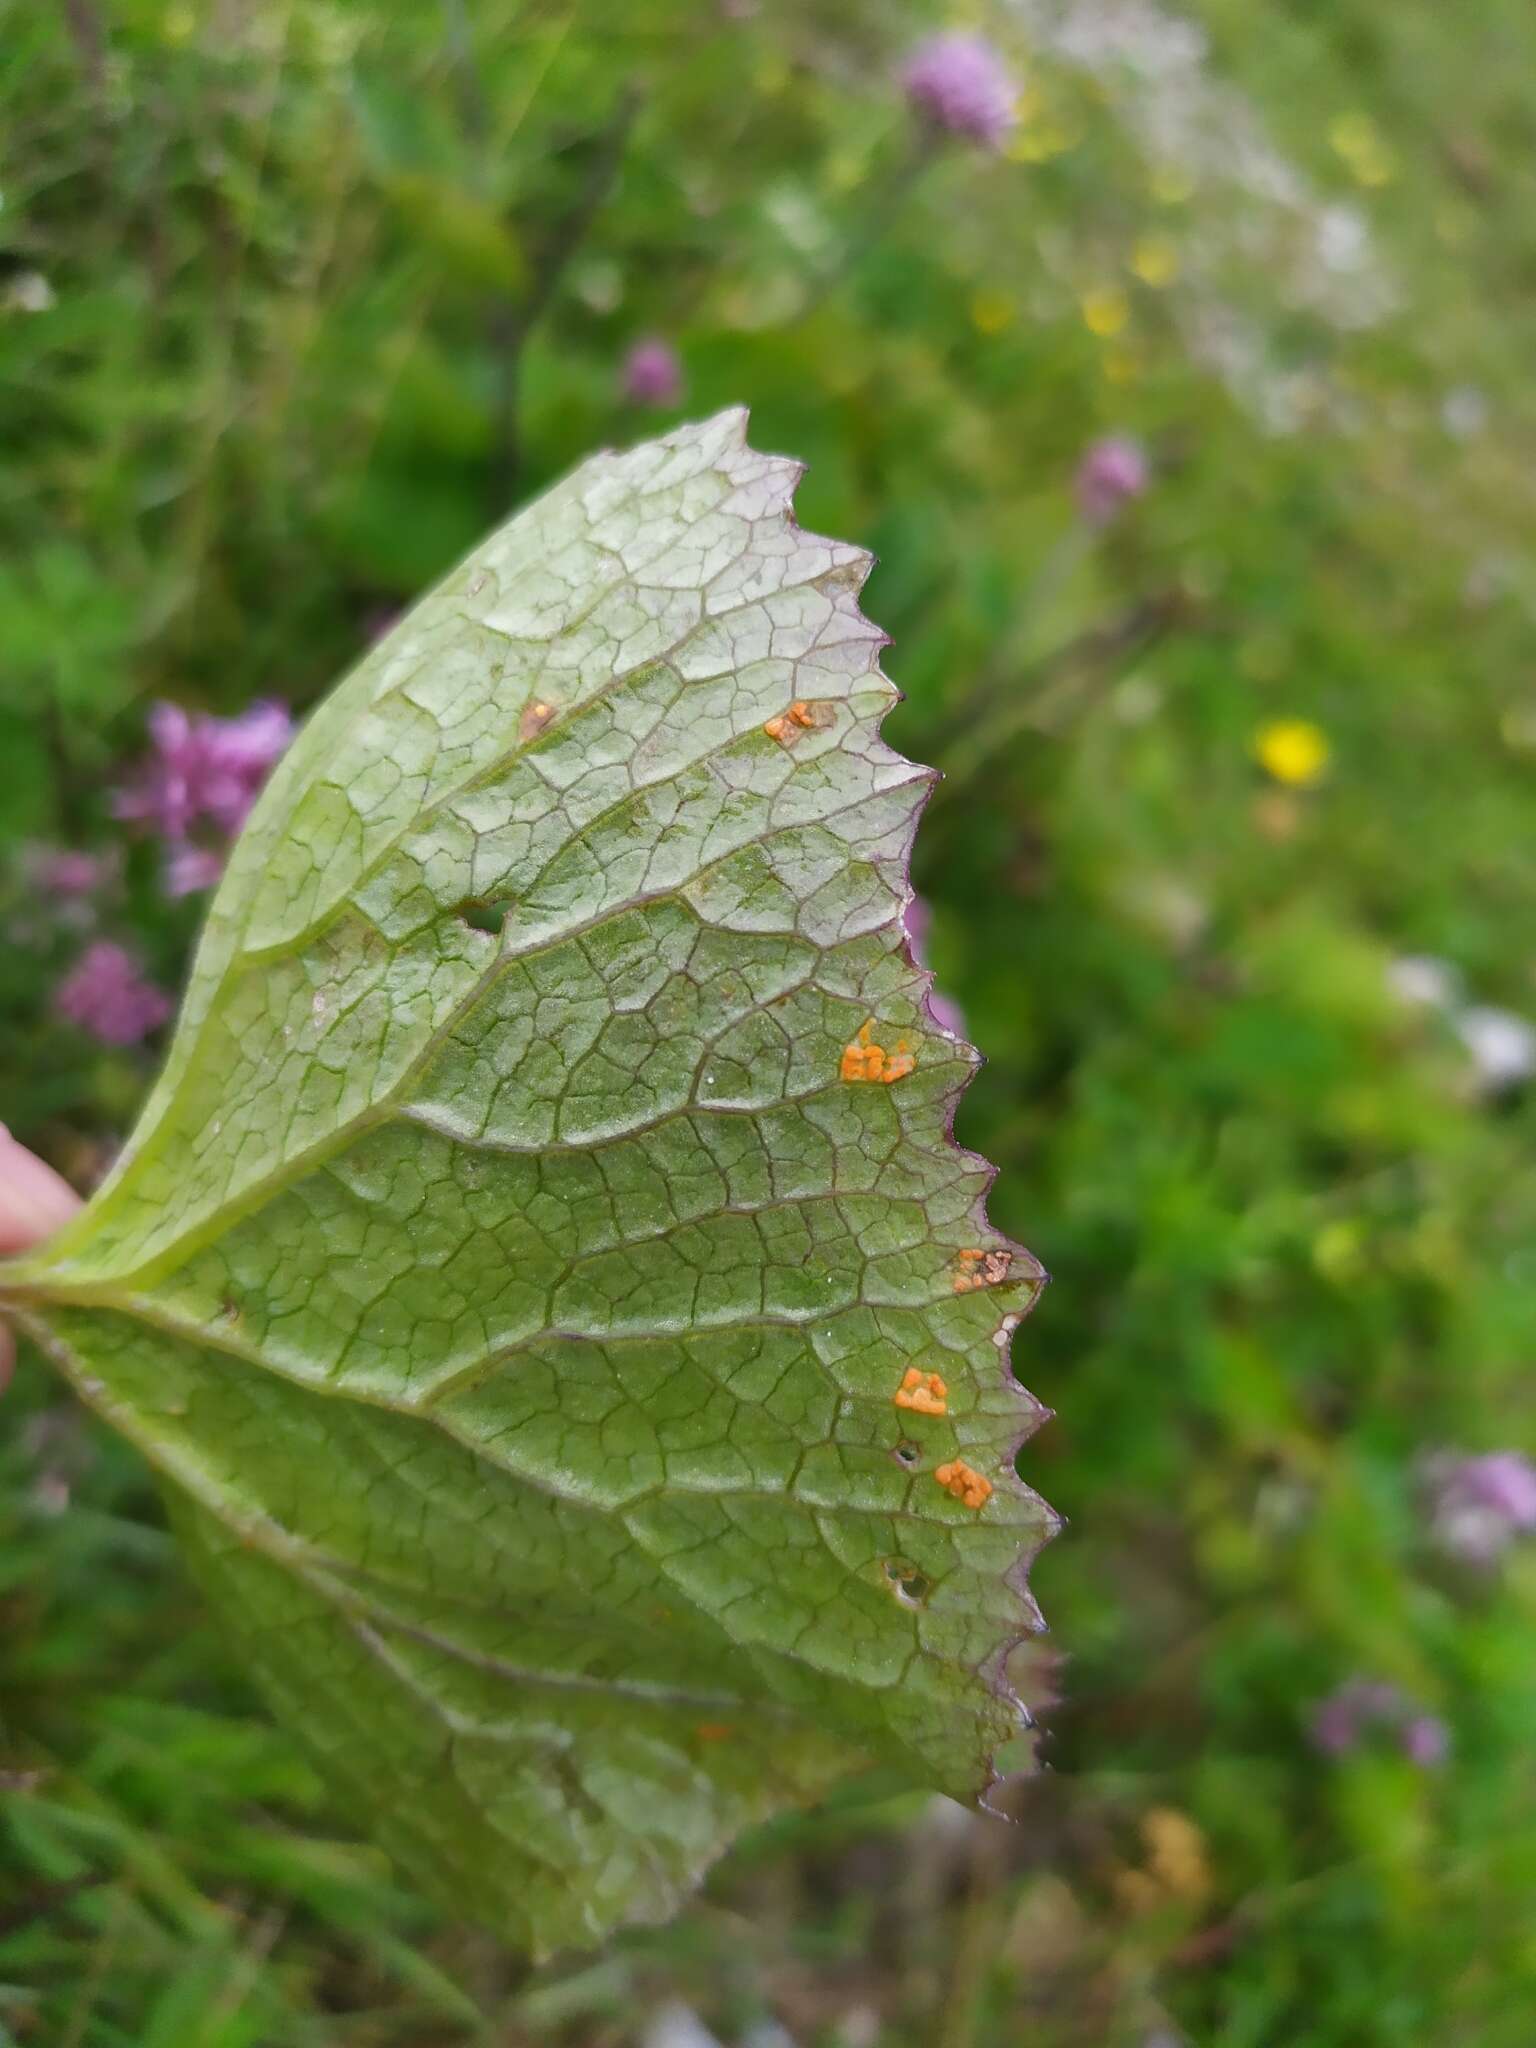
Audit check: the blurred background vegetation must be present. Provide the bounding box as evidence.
[5,1,1536,2041]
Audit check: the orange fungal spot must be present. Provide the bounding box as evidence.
[934,1459,993,1511]
[894,1367,948,1417]
[953,1247,1013,1293]
[764,698,833,746]
[841,1020,915,1084]
[694,1721,734,1744]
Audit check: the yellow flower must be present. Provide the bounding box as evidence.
[1329,111,1378,159]
[1255,719,1331,788]
[825,149,868,193]
[1011,121,1073,162]
[1151,164,1195,205]
[1313,1218,1365,1282]
[1131,235,1179,287]
[969,287,1015,335]
[1111,1807,1212,1916]
[1328,110,1395,187]
[1142,1807,1212,1904]
[1081,286,1129,338]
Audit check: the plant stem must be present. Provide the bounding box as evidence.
[936,1816,1010,2048]
[59,0,107,94]
[439,1,639,511]
[795,127,940,320]
[931,589,1191,795]
[492,88,641,510]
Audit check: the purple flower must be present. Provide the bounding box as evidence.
[31,849,104,897]
[621,338,684,408]
[1424,1449,1536,1564]
[1310,1678,1403,1757]
[165,844,226,899]
[363,605,402,646]
[115,699,292,842]
[55,942,172,1046]
[902,33,1019,150]
[1400,1715,1450,1767]
[903,895,967,1038]
[113,698,292,895]
[1309,1677,1449,1768]
[1075,436,1150,525]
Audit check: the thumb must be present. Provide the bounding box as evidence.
[0,1126,82,1255]
[0,1128,82,1395]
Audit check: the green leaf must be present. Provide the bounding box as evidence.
[2,412,1055,1955]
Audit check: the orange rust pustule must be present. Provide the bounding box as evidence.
[764,698,833,747]
[694,1722,734,1744]
[840,1020,916,1085]
[893,1366,948,1417]
[953,1247,1013,1293]
[519,698,557,742]
[934,1459,993,1511]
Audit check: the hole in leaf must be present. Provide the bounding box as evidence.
[455,897,511,936]
[893,1439,922,1468]
[882,1557,931,1607]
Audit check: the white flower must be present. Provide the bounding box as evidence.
[1441,386,1488,440]
[1456,1005,1536,1091]
[1387,954,1460,1010]
[641,2006,724,2048]
[5,270,54,314]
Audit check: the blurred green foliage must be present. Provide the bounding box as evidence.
[4,1,1536,2042]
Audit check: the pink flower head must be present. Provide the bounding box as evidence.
[363,605,402,646]
[902,33,1019,150]
[903,894,967,1038]
[55,941,172,1046]
[621,338,684,408]
[1424,1448,1536,1564]
[114,698,292,845]
[31,849,104,897]
[1075,436,1150,525]
[1309,1677,1449,1768]
[165,844,226,899]
[1400,1714,1451,1768]
[903,894,933,954]
[1309,1677,1403,1757]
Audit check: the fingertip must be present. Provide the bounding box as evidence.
[0,1126,83,1255]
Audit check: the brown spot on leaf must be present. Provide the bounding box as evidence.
[954,1247,1013,1293]
[694,1722,734,1744]
[894,1367,948,1417]
[519,699,556,742]
[935,1459,993,1511]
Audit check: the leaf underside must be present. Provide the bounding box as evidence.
[6,412,1055,1955]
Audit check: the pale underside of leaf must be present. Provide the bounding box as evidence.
[5,411,1055,1956]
